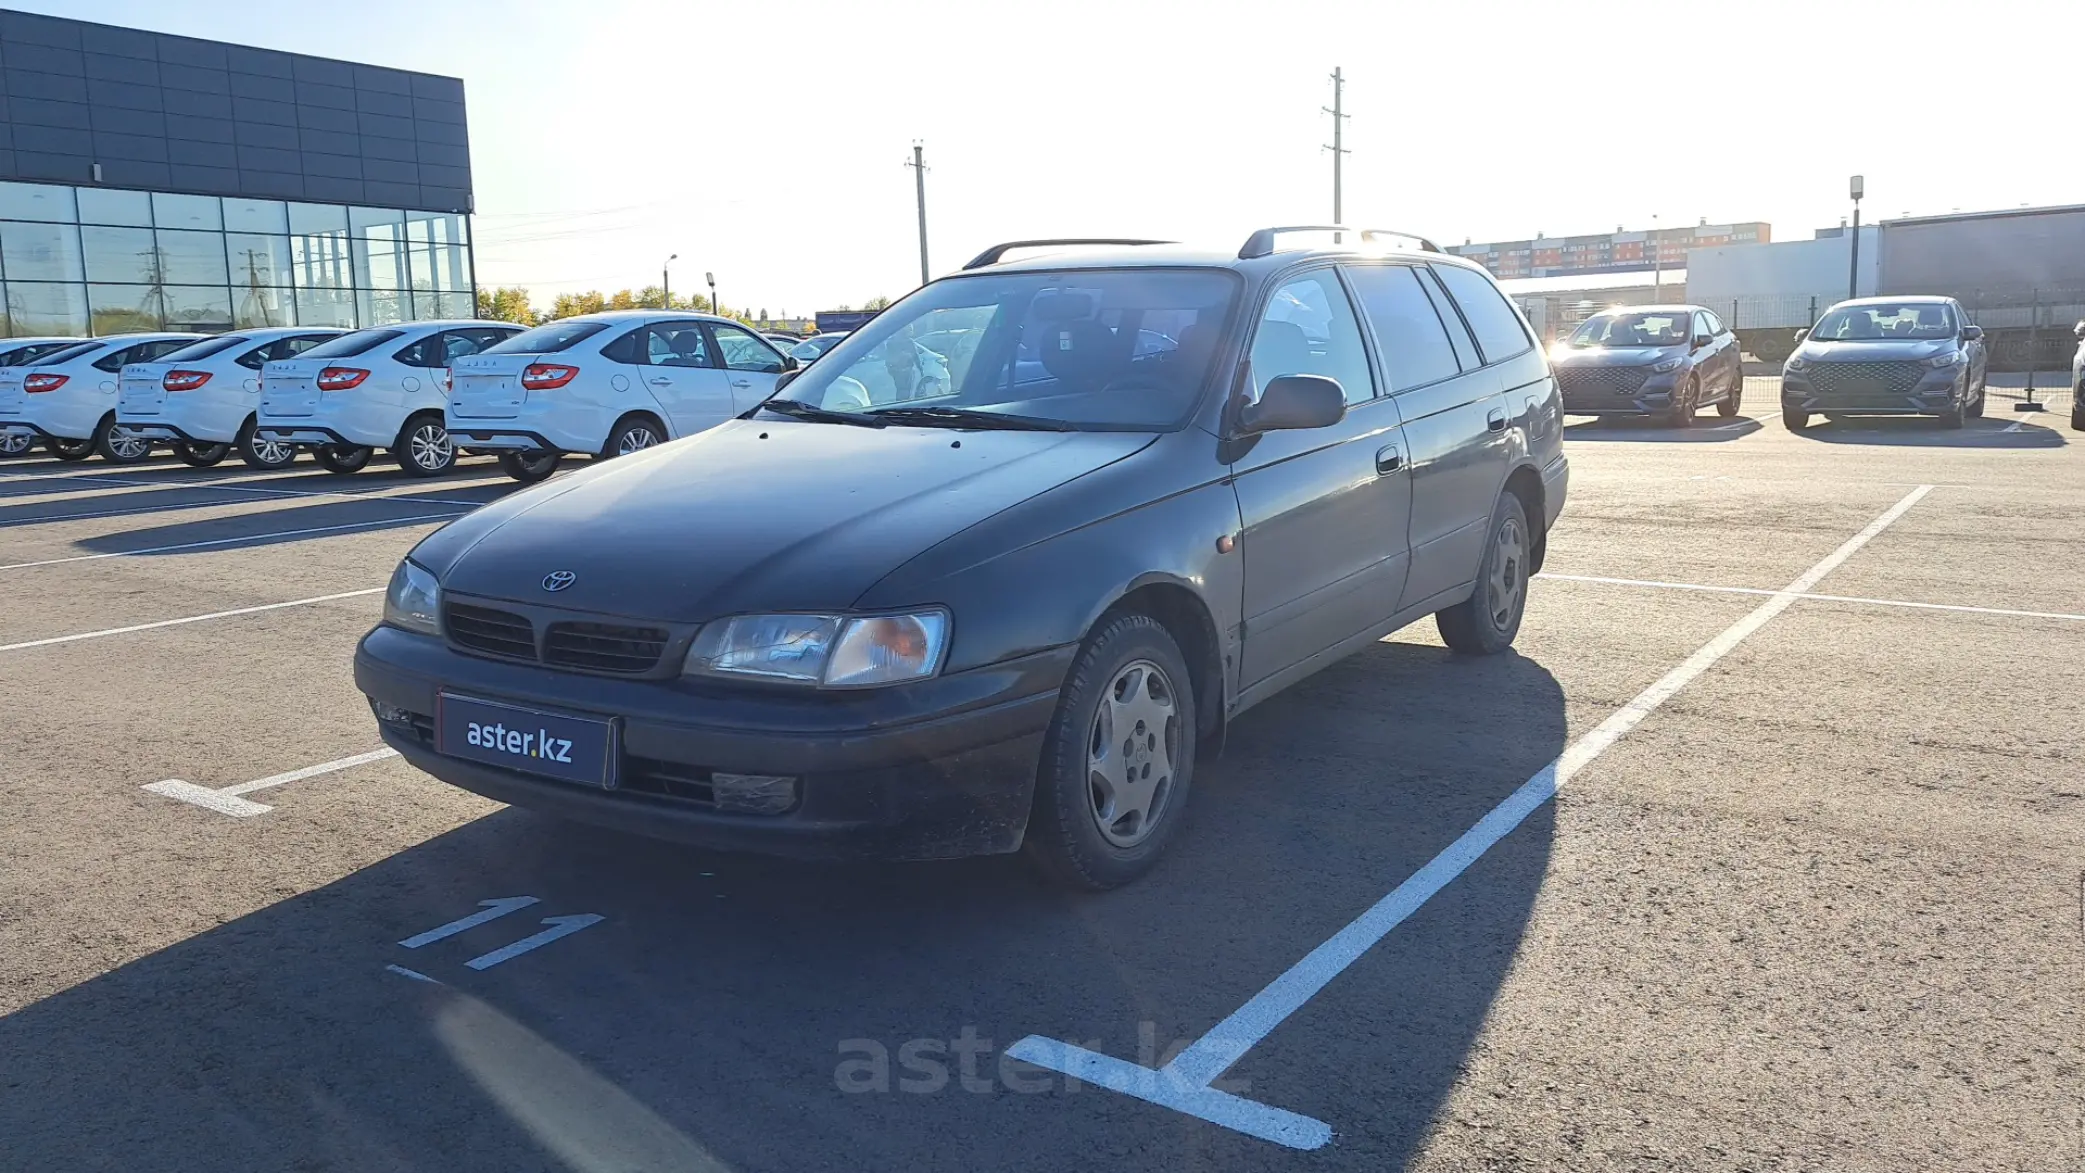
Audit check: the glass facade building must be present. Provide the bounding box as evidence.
[0,179,473,337]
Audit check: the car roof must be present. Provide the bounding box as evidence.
[557,309,739,325]
[1831,295,1953,307]
[1590,303,1707,314]
[961,240,1480,279]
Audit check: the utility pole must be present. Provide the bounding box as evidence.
[1322,68,1348,240]
[1651,213,1662,298]
[1847,174,1864,301]
[662,253,676,308]
[906,142,930,286]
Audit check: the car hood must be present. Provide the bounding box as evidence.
[420,418,1156,621]
[1549,345,1686,368]
[1795,339,1955,364]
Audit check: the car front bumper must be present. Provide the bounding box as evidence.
[1781,368,1962,415]
[1554,367,1686,415]
[354,624,1073,861]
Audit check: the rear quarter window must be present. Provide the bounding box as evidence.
[297,328,406,360]
[483,320,609,355]
[1431,263,1533,365]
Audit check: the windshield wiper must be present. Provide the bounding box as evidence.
[757,398,886,428]
[868,405,1075,432]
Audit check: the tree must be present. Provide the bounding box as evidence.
[863,295,892,311]
[475,286,537,326]
[547,290,608,320]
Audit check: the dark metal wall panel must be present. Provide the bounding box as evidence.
[0,10,470,211]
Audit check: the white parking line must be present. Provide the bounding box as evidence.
[1006,484,1936,1150]
[0,512,459,571]
[143,748,400,817]
[1539,572,2085,623]
[0,587,384,653]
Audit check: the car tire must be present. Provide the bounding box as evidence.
[1965,383,1985,419]
[1023,612,1197,891]
[236,417,298,469]
[0,431,34,458]
[44,435,94,461]
[393,414,455,477]
[1782,406,1810,431]
[498,449,561,483]
[1718,373,1742,417]
[316,443,375,474]
[1936,398,1965,430]
[1663,376,1698,428]
[2071,401,2085,432]
[1436,491,1532,656]
[602,415,666,460]
[94,416,154,465]
[171,441,230,467]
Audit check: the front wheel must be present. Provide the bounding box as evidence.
[2071,401,2085,432]
[1024,612,1197,890]
[95,417,154,464]
[1663,376,1698,428]
[1965,382,1985,419]
[236,418,297,469]
[1436,492,1531,656]
[172,441,230,467]
[0,432,33,458]
[315,444,374,474]
[1936,398,1965,430]
[498,448,561,483]
[1782,406,1810,431]
[393,416,455,477]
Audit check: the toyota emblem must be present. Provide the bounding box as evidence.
[542,570,577,592]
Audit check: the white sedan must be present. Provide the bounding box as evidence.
[447,311,793,482]
[117,327,346,467]
[256,319,523,475]
[0,333,204,463]
[0,337,84,457]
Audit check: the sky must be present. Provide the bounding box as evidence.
[24,0,2081,318]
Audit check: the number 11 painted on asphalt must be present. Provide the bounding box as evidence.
[397,896,603,971]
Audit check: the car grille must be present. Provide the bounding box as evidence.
[1557,366,1650,398]
[445,603,538,661]
[544,621,668,674]
[1805,360,1925,396]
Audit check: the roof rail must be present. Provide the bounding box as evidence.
[962,238,1173,270]
[1237,225,1442,259]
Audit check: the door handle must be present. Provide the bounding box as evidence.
[649,377,671,386]
[731,378,751,388]
[1486,408,1507,432]
[1375,444,1402,474]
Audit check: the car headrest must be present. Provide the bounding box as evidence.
[1037,319,1123,382]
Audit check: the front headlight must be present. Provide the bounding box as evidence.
[1785,355,1809,372]
[683,611,949,687]
[383,559,441,635]
[1927,351,1963,369]
[1650,357,1683,373]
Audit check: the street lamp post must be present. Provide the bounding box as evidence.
[662,253,677,308]
[1847,175,1864,301]
[1650,213,1661,298]
[705,271,718,318]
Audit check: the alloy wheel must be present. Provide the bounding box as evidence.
[409,421,453,470]
[251,436,294,465]
[106,428,152,461]
[0,432,30,457]
[1085,658,1180,848]
[617,426,660,456]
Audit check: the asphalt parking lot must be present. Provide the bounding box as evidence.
[2,379,2079,1172]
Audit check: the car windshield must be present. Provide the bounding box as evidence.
[483,319,610,354]
[771,270,1239,430]
[155,335,250,363]
[1811,302,1957,341]
[1569,311,1692,347]
[296,328,407,359]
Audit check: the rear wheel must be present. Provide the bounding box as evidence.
[1436,492,1531,656]
[602,415,665,459]
[1718,372,1743,417]
[171,440,230,467]
[1663,375,1699,428]
[236,416,297,469]
[0,432,33,458]
[94,416,154,464]
[45,435,94,461]
[498,448,561,483]
[1023,613,1196,890]
[393,414,455,477]
[315,443,374,474]
[1782,406,1810,431]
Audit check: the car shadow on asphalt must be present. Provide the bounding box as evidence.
[67,497,476,557]
[0,639,1565,1171]
[1563,415,1761,442]
[1789,416,2067,448]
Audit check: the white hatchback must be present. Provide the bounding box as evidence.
[255,319,523,476]
[0,332,204,464]
[0,337,84,457]
[116,327,345,467]
[447,311,793,482]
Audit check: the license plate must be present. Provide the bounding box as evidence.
[1838,378,1887,397]
[435,693,618,787]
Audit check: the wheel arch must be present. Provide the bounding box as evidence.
[1087,573,1227,751]
[610,409,670,441]
[1502,462,1547,573]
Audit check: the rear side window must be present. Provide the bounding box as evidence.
[238,332,338,369]
[1251,270,1376,405]
[1342,265,1462,392]
[599,328,645,364]
[299,328,405,360]
[33,342,105,366]
[96,339,193,371]
[157,335,250,364]
[1431,264,1533,365]
[391,333,446,368]
[483,320,608,355]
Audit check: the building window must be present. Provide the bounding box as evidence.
[0,180,474,337]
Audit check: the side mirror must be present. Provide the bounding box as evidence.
[1961,325,1983,342]
[1795,327,1810,342]
[1692,334,1712,349]
[773,368,802,392]
[780,355,800,372]
[1238,374,1346,433]
[2074,320,2085,340]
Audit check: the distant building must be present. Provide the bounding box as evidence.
[1453,221,1769,280]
